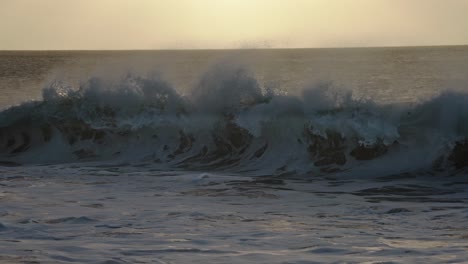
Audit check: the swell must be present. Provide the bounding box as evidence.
[1,66,467,176]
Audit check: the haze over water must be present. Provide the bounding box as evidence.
[2,46,468,109]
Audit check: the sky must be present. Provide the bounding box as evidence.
[0,0,467,50]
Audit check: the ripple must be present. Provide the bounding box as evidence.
[45,216,97,224]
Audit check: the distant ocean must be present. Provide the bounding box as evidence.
[0,47,467,263]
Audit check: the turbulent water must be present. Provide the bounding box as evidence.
[1,47,468,263]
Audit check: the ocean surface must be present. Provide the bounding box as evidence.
[1,47,468,263]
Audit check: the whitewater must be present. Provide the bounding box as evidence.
[0,47,468,263]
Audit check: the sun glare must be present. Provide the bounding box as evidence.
[0,0,467,49]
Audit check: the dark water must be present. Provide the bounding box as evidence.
[0,47,468,263]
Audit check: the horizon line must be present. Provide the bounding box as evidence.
[1,44,467,52]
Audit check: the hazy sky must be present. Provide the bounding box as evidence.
[1,0,467,50]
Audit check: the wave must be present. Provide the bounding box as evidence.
[1,65,468,176]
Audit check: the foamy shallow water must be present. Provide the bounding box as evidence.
[0,164,467,263]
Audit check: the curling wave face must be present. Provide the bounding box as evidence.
[0,65,468,176]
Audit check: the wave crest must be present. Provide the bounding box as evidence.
[1,65,467,176]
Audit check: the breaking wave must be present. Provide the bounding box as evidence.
[1,65,468,176]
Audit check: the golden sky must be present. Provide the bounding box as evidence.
[1,0,467,50]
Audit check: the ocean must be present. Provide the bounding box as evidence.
[0,47,468,263]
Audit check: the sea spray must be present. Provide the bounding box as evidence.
[0,65,467,176]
